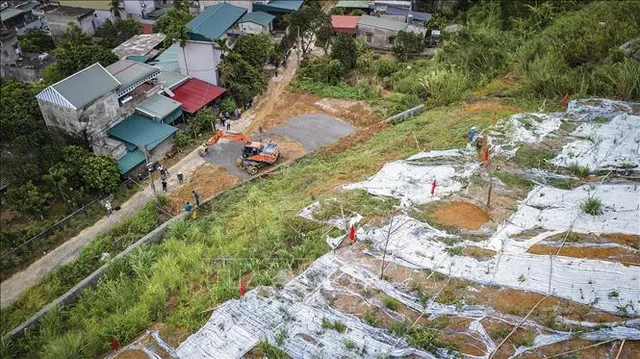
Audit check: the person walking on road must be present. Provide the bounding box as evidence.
[162,179,168,192]
[105,200,112,217]
[177,172,184,184]
[193,190,200,206]
[234,108,240,121]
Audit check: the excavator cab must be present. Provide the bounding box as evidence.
[241,142,262,158]
[200,130,280,175]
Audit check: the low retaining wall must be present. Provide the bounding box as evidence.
[3,105,427,340]
[385,104,426,124]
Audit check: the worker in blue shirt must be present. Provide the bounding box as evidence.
[468,126,478,143]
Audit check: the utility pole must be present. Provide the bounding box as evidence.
[143,145,157,199]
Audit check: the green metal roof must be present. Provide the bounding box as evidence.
[136,94,183,123]
[187,3,246,42]
[154,43,179,72]
[51,63,120,109]
[358,14,408,32]
[335,1,371,9]
[127,54,152,63]
[1,8,24,22]
[116,149,145,174]
[15,1,39,13]
[253,0,303,13]
[239,11,275,27]
[106,59,160,94]
[108,113,177,149]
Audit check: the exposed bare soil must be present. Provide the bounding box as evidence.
[167,164,241,213]
[432,201,491,230]
[528,243,640,266]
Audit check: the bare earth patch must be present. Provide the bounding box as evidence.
[528,243,640,266]
[432,201,491,230]
[168,164,241,213]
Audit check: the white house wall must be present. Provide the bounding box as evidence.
[79,15,96,35]
[124,0,155,19]
[92,9,114,28]
[177,40,222,85]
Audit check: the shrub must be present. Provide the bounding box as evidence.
[331,33,358,70]
[80,156,120,193]
[567,163,590,178]
[376,59,401,78]
[581,197,603,216]
[4,181,53,217]
[321,317,347,333]
[419,67,469,106]
[173,131,193,151]
[220,95,237,114]
[383,296,400,310]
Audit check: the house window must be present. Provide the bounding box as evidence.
[366,32,373,43]
[388,36,396,45]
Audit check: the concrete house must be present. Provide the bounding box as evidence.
[238,11,275,34]
[35,60,164,156]
[123,0,155,20]
[0,28,20,66]
[58,0,115,28]
[331,15,360,35]
[42,5,96,37]
[176,2,247,86]
[199,0,255,14]
[357,14,426,50]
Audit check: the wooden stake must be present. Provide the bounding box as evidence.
[487,180,493,209]
[489,295,550,359]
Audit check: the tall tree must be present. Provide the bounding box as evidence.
[95,18,141,48]
[284,3,331,56]
[232,34,274,68]
[220,53,267,105]
[153,6,193,47]
[109,0,123,18]
[44,24,119,84]
[17,28,55,54]
[330,34,358,70]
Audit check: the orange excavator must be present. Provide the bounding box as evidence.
[200,129,280,175]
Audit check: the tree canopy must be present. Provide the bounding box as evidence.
[330,34,358,70]
[233,34,274,69]
[43,24,119,84]
[284,2,331,56]
[95,18,141,48]
[393,31,426,61]
[153,4,193,47]
[17,29,55,54]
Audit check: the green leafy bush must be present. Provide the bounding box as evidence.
[419,67,469,106]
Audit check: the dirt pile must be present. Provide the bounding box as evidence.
[167,164,241,213]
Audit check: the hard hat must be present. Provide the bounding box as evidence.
[471,126,477,130]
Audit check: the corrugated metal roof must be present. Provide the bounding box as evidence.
[108,113,177,149]
[136,94,182,122]
[106,59,160,95]
[112,33,166,59]
[335,0,371,9]
[156,70,188,90]
[187,3,246,41]
[49,63,120,109]
[153,43,179,72]
[331,15,361,30]
[15,1,39,13]
[239,11,275,27]
[253,0,303,13]
[358,14,407,31]
[1,8,24,22]
[172,78,226,114]
[116,149,145,174]
[384,6,432,22]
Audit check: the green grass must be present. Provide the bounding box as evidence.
[567,163,590,178]
[512,145,558,169]
[549,177,579,190]
[1,100,535,358]
[383,296,400,310]
[581,197,603,216]
[494,171,534,191]
[321,317,347,333]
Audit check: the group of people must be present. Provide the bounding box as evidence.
[220,108,241,131]
[184,190,200,215]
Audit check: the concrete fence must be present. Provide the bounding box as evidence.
[2,106,425,340]
[385,104,426,124]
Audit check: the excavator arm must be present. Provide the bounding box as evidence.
[204,130,252,147]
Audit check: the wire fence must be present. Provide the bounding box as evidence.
[0,179,138,267]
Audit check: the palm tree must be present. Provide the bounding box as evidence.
[109,0,122,18]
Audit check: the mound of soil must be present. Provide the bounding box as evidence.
[432,201,491,230]
[168,164,241,213]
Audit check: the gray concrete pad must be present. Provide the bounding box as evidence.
[203,141,251,179]
[269,114,356,152]
[203,114,356,177]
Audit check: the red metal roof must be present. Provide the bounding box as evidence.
[331,15,360,34]
[171,78,226,114]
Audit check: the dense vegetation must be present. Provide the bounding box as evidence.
[1,0,638,357]
[295,0,640,117]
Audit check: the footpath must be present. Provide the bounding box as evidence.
[0,56,302,309]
